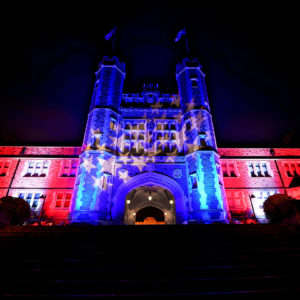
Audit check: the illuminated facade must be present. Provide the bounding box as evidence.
[1,56,299,224]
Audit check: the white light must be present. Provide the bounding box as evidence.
[164,212,168,215]
[169,200,174,205]
[148,195,152,201]
[133,212,136,215]
[126,200,131,204]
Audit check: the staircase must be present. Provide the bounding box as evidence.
[1,224,300,297]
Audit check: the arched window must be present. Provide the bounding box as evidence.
[132,132,137,140]
[156,142,163,152]
[138,142,145,155]
[123,144,130,154]
[164,142,171,152]
[170,123,176,130]
[156,132,163,140]
[185,121,191,131]
[170,143,178,153]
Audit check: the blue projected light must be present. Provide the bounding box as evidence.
[69,56,229,225]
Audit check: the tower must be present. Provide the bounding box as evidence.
[69,56,125,223]
[176,58,229,222]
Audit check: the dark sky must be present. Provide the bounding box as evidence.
[0,2,299,147]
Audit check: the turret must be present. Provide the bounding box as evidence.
[176,58,210,113]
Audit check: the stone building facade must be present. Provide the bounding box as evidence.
[0,56,299,224]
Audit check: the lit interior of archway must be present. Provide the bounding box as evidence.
[125,186,175,225]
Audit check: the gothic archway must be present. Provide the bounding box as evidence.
[112,171,187,224]
[124,185,176,225]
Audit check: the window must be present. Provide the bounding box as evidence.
[222,162,239,177]
[24,160,49,177]
[19,192,42,210]
[102,175,109,190]
[156,142,163,152]
[61,160,78,177]
[110,120,116,131]
[125,123,131,130]
[156,123,162,130]
[185,121,191,131]
[109,116,117,131]
[248,162,272,177]
[171,132,176,140]
[190,174,198,189]
[170,124,176,130]
[0,160,10,177]
[137,143,144,155]
[123,144,130,154]
[156,132,163,140]
[198,134,207,147]
[170,143,178,153]
[226,191,245,209]
[252,190,276,218]
[55,192,72,209]
[163,123,169,130]
[284,162,300,177]
[139,123,145,130]
[191,78,198,88]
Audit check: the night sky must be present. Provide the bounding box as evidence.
[0,2,299,148]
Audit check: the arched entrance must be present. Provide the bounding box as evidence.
[112,172,187,225]
[124,185,176,225]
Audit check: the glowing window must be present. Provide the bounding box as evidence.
[248,162,272,177]
[252,190,276,218]
[24,161,50,177]
[156,123,162,130]
[19,192,42,210]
